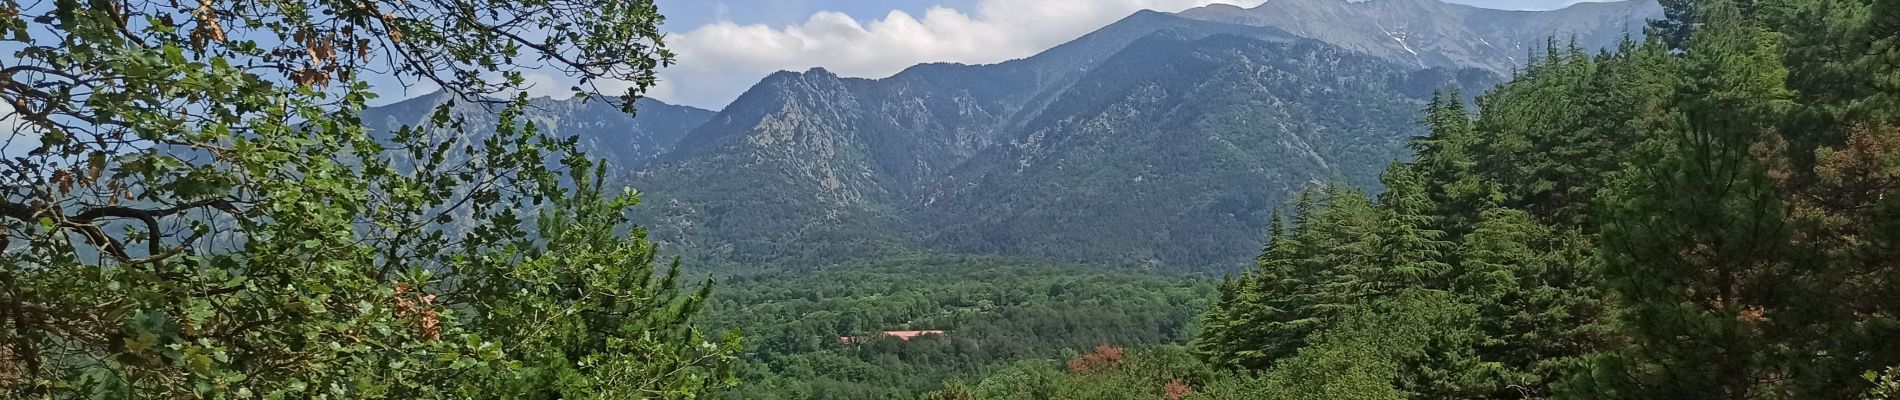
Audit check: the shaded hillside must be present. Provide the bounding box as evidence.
[915,33,1484,269]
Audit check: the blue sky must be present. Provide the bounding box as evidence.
[656,0,982,29]
[554,0,1622,110]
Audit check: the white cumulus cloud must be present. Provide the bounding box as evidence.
[644,0,1268,109]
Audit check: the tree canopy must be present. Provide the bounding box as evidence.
[0,0,735,397]
[1185,0,1900,398]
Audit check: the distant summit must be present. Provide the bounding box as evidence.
[1177,0,1663,75]
[363,91,715,170]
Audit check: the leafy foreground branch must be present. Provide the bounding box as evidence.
[0,0,736,397]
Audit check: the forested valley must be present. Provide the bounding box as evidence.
[3,0,1899,398]
[705,258,1212,399]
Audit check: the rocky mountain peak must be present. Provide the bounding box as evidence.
[1177,0,1662,75]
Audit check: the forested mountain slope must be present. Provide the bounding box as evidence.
[913,33,1487,268]
[356,1,1660,272]
[625,10,1505,271]
[624,11,1323,269]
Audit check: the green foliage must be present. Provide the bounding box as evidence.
[1244,290,1484,400]
[1870,367,1900,400]
[1455,209,1611,397]
[1464,36,1673,228]
[0,0,736,397]
[700,257,1214,400]
[1577,2,1795,397]
[971,292,1485,400]
[1193,184,1383,371]
[1197,1,1900,398]
[1372,163,1454,291]
[943,346,1218,400]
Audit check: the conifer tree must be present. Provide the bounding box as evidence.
[1411,91,1492,236]
[1372,163,1454,292]
[1195,275,1241,354]
[1576,1,1795,397]
[1453,208,1611,397]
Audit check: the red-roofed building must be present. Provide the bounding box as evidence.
[883,330,943,340]
[840,330,945,344]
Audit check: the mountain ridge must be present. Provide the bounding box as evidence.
[365,91,717,170]
[910,32,1480,268]
[355,0,1663,272]
[623,9,1510,270]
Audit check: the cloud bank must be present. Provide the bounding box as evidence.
[646,0,1269,109]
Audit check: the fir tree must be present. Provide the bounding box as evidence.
[1372,163,1454,292]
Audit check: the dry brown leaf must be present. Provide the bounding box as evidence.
[0,345,17,390]
[291,68,330,88]
[107,181,123,206]
[383,13,403,43]
[314,34,336,65]
[195,0,225,43]
[52,170,72,195]
[392,284,442,341]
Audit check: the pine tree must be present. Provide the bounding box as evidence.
[1574,1,1795,397]
[1767,126,1900,397]
[1767,0,1895,171]
[1291,185,1382,327]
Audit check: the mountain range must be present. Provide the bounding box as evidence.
[366,0,1664,272]
[362,91,717,171]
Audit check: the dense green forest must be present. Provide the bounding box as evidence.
[701,257,1212,399]
[932,0,1900,398]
